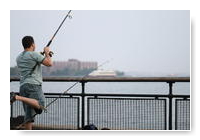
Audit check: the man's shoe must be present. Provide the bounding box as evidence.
[10,92,17,104]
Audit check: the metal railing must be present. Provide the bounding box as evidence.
[10,76,190,130]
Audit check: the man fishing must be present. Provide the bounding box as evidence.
[10,36,53,130]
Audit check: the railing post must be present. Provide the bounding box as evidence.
[10,92,14,118]
[167,81,174,130]
[81,81,86,129]
[10,104,13,118]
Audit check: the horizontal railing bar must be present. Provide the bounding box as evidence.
[11,92,190,98]
[81,93,190,98]
[10,76,190,82]
[87,97,166,100]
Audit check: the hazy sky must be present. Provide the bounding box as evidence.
[10,10,190,74]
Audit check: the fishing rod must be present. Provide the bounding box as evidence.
[16,59,112,129]
[15,10,72,129]
[41,10,72,57]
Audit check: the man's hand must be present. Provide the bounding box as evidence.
[42,47,53,67]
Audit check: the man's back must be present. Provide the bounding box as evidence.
[16,51,45,86]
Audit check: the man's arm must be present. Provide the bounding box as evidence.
[42,47,53,67]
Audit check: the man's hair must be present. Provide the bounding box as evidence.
[22,36,34,49]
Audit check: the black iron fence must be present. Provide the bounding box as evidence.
[87,97,166,130]
[10,77,190,130]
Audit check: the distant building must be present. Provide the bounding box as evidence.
[80,61,98,70]
[66,59,81,70]
[42,59,98,75]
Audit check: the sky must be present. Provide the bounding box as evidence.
[10,10,190,75]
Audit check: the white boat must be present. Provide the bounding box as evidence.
[89,70,116,77]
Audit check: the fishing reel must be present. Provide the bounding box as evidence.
[40,51,54,57]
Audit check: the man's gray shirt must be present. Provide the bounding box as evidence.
[16,51,45,86]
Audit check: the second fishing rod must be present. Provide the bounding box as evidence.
[16,59,111,130]
[45,59,111,108]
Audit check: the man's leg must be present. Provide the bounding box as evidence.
[15,95,41,109]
